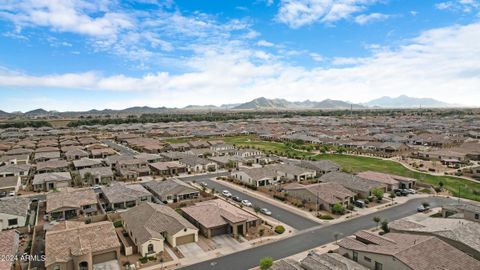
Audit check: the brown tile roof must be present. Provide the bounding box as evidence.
[45,221,120,267]
[0,230,19,270]
[284,182,355,205]
[182,199,259,228]
[46,188,97,213]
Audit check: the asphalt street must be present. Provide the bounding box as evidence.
[102,140,138,156]
[179,196,455,270]
[179,174,320,230]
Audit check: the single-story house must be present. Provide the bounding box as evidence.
[0,176,21,196]
[64,149,89,161]
[143,178,199,203]
[73,158,104,170]
[296,160,341,176]
[357,171,416,191]
[79,167,114,185]
[0,230,20,270]
[32,172,72,192]
[121,202,198,257]
[101,183,152,210]
[320,172,387,198]
[46,188,99,220]
[45,221,121,270]
[283,182,355,212]
[271,164,316,181]
[231,167,278,187]
[35,159,69,173]
[182,199,261,239]
[149,161,187,176]
[0,164,31,178]
[0,197,31,230]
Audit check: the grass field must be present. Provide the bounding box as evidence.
[221,135,480,201]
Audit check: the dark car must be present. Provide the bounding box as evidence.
[232,196,242,202]
[394,189,408,196]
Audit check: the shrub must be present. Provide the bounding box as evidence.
[259,257,273,270]
[179,202,187,208]
[148,256,156,261]
[372,188,384,202]
[139,257,148,264]
[381,220,390,233]
[317,214,334,220]
[259,229,265,237]
[113,220,123,228]
[273,194,286,201]
[274,225,285,234]
[332,203,345,215]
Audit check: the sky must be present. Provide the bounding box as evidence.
[0,0,479,112]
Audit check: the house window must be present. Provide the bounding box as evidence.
[475,213,479,220]
[79,261,88,270]
[148,243,155,253]
[375,262,383,270]
[53,265,60,270]
[364,256,371,262]
[352,251,358,262]
[8,218,18,226]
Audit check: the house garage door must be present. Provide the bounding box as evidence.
[210,226,228,237]
[176,234,195,245]
[93,251,117,264]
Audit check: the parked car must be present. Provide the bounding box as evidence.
[8,191,15,197]
[260,208,272,215]
[417,205,429,212]
[354,200,365,208]
[222,190,232,197]
[406,188,416,194]
[232,196,242,202]
[394,189,408,196]
[241,200,252,207]
[200,182,208,187]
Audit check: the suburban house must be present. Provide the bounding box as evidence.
[114,158,151,179]
[121,202,198,257]
[296,160,341,176]
[149,161,187,176]
[234,148,264,158]
[357,171,416,191]
[320,172,387,198]
[0,176,21,196]
[442,203,480,222]
[188,140,210,149]
[178,156,217,173]
[143,178,199,203]
[182,199,261,238]
[231,167,278,187]
[73,158,104,170]
[271,164,316,181]
[0,230,20,270]
[283,182,355,212]
[0,154,30,165]
[338,230,480,270]
[273,252,368,270]
[35,159,70,174]
[45,221,121,270]
[79,167,114,185]
[0,197,31,230]
[46,188,99,220]
[100,183,152,210]
[34,151,60,162]
[90,147,117,158]
[32,172,72,192]
[389,217,480,260]
[0,164,31,178]
[64,149,89,161]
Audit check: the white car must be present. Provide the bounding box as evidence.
[241,200,252,207]
[406,189,416,194]
[222,190,232,197]
[8,191,15,197]
[260,208,272,216]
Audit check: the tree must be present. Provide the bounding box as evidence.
[438,181,444,190]
[373,216,381,228]
[381,220,390,233]
[422,202,430,208]
[259,257,273,270]
[332,203,345,215]
[372,188,384,202]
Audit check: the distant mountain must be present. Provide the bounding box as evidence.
[183,105,219,110]
[366,95,451,108]
[232,97,364,110]
[0,110,11,118]
[24,108,50,116]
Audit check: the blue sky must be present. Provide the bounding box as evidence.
[0,0,479,112]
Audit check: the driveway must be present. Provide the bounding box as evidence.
[93,260,121,270]
[179,176,320,230]
[177,242,205,258]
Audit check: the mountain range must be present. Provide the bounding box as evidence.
[0,95,456,118]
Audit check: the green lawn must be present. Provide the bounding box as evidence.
[315,154,480,202]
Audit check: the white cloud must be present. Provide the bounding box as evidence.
[435,0,479,12]
[1,21,480,108]
[354,13,389,25]
[276,0,382,28]
[257,40,275,47]
[310,52,324,61]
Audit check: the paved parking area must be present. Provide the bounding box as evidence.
[93,260,121,270]
[212,235,243,251]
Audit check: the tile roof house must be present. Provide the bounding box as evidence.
[442,202,480,223]
[182,199,261,239]
[231,167,278,187]
[64,149,89,161]
[0,176,21,195]
[320,172,387,198]
[338,230,480,270]
[35,159,69,173]
[45,221,121,270]
[389,217,480,260]
[297,160,341,176]
[283,182,355,213]
[32,171,72,192]
[121,202,198,257]
[79,167,114,185]
[357,171,416,191]
[0,164,31,178]
[271,164,316,181]
[273,252,368,270]
[143,178,199,203]
[149,161,187,176]
[100,183,152,211]
[0,230,20,270]
[0,197,31,230]
[73,158,104,170]
[46,188,98,220]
